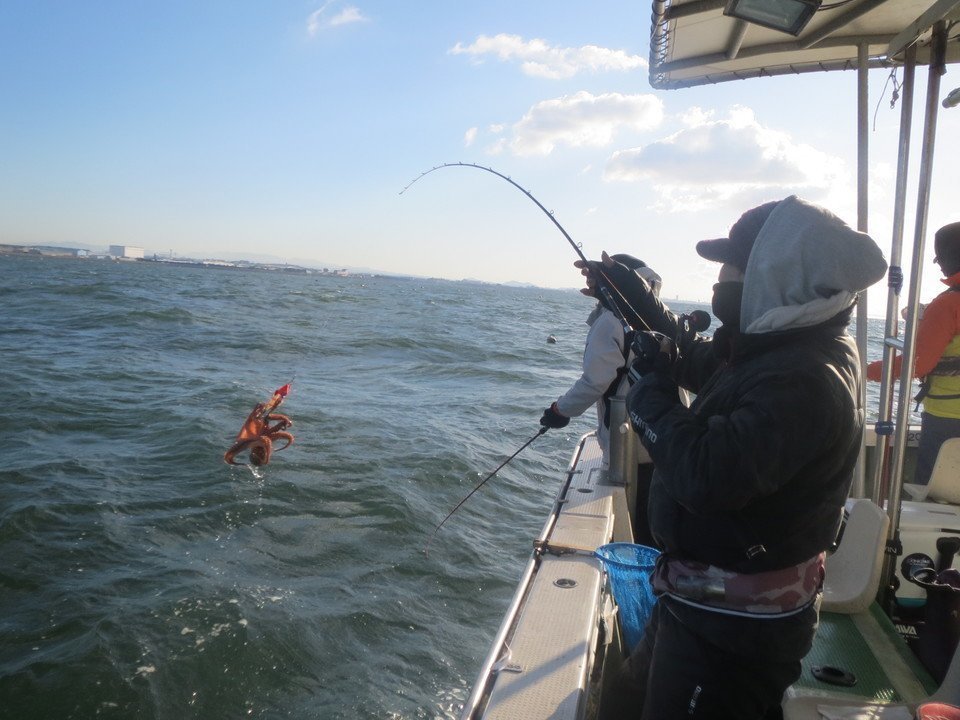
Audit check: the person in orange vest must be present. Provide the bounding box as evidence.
[867,221,960,485]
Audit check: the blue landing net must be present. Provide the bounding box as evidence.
[595,543,660,652]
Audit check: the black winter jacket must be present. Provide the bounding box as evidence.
[634,309,863,573]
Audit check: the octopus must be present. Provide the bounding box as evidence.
[224,384,294,467]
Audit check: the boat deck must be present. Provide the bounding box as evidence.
[790,603,936,706]
[471,434,626,720]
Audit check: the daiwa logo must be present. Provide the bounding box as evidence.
[629,409,658,443]
[895,623,918,638]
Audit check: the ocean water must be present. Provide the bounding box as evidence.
[0,255,905,719]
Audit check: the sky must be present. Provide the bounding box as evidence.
[1,1,958,307]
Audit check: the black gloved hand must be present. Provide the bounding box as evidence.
[540,402,570,429]
[626,372,681,445]
[628,331,678,384]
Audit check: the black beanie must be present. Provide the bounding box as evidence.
[935,222,960,276]
[610,253,647,270]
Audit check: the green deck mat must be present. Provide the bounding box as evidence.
[793,603,937,702]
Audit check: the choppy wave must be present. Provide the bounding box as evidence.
[0,256,589,719]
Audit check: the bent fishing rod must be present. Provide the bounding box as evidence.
[403,163,660,550]
[400,162,652,334]
[424,426,548,555]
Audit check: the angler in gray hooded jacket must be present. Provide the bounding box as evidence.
[540,255,662,463]
[600,197,887,719]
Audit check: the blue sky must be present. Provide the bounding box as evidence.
[1,1,958,306]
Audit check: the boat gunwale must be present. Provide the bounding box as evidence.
[459,432,592,720]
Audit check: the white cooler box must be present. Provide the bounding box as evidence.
[894,500,960,609]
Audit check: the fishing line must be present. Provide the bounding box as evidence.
[424,426,548,555]
[400,162,652,333]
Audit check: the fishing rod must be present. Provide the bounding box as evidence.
[403,163,671,550]
[424,426,548,555]
[400,162,652,333]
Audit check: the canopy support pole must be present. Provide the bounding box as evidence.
[870,45,917,506]
[852,43,871,498]
[879,22,948,609]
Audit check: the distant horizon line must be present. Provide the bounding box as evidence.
[2,241,898,319]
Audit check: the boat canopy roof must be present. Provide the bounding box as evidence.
[650,0,960,89]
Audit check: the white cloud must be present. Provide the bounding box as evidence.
[604,106,849,211]
[450,33,646,79]
[307,2,368,36]
[677,106,714,128]
[464,127,478,147]
[504,91,664,157]
[486,138,507,156]
[330,7,366,26]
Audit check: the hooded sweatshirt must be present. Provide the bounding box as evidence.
[633,197,887,573]
[741,196,887,334]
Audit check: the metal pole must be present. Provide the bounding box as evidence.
[880,22,947,602]
[852,43,870,498]
[607,396,646,539]
[608,398,635,484]
[870,45,916,505]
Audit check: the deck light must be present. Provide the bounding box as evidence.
[723,0,821,36]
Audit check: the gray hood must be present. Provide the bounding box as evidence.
[741,196,887,334]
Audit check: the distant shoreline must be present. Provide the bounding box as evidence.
[0,243,350,277]
[0,242,710,301]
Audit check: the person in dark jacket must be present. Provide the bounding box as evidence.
[592,196,887,719]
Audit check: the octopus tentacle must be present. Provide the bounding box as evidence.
[268,431,294,453]
[224,439,255,465]
[265,413,292,430]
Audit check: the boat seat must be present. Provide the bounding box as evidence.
[782,603,940,719]
[822,499,889,614]
[904,437,960,504]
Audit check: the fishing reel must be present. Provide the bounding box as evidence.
[627,310,711,384]
[628,332,678,384]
